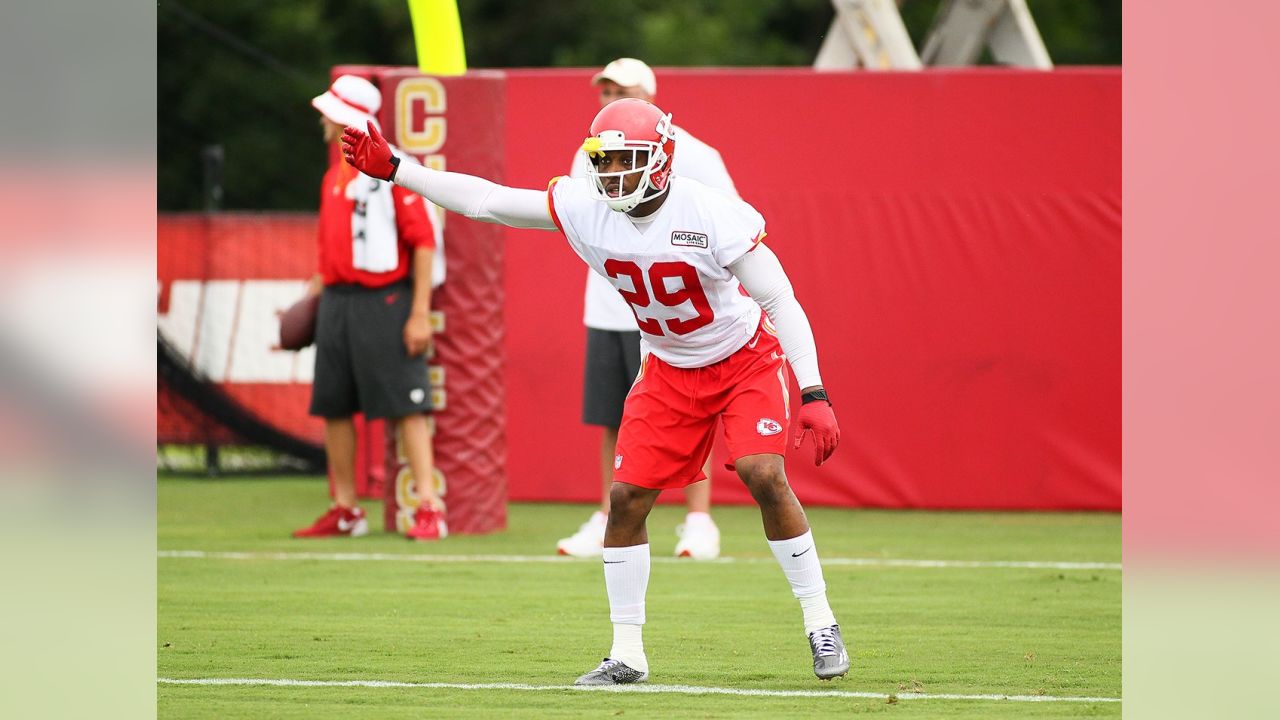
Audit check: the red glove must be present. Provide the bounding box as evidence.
[794,398,840,466]
[341,121,400,181]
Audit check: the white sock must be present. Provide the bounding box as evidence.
[684,511,715,529]
[767,530,838,634]
[798,595,837,635]
[603,544,650,672]
[610,624,647,673]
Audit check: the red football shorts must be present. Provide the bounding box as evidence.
[613,321,791,490]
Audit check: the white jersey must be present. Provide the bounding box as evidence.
[549,175,764,368]
[571,125,738,331]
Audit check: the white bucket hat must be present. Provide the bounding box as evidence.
[591,58,657,97]
[312,75,381,129]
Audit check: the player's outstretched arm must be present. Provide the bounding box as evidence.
[730,245,840,465]
[342,122,556,231]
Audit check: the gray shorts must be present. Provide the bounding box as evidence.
[309,281,432,420]
[582,328,643,429]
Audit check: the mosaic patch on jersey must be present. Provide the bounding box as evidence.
[671,231,709,249]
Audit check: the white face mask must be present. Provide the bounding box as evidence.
[582,122,673,212]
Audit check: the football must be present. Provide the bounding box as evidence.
[278,293,320,350]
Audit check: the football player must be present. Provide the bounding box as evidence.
[560,58,736,562]
[342,98,848,684]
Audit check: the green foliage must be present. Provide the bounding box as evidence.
[159,1,419,211]
[1029,0,1123,65]
[456,0,833,68]
[898,0,1121,64]
[158,476,1121,718]
[159,0,1120,211]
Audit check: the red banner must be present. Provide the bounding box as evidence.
[157,213,322,445]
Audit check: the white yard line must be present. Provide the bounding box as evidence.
[156,676,1120,703]
[158,549,1120,571]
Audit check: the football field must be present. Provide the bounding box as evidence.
[158,476,1121,718]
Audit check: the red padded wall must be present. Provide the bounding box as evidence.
[159,68,1120,512]
[499,68,1120,510]
[377,70,509,533]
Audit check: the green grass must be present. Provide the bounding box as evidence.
[158,476,1121,718]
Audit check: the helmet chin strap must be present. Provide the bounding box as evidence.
[633,182,671,215]
[606,180,669,213]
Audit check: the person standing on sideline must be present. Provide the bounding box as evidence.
[291,75,447,541]
[557,58,739,561]
[341,97,848,683]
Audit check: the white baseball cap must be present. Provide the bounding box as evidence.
[592,58,657,97]
[312,75,381,129]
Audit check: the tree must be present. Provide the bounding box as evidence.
[159,0,1119,211]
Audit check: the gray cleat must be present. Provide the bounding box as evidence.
[574,658,649,686]
[807,624,850,680]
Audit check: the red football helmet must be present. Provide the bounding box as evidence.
[581,98,676,212]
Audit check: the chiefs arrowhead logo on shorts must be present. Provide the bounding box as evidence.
[756,418,783,436]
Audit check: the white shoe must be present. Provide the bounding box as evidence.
[808,624,851,680]
[556,511,607,557]
[674,515,720,559]
[575,657,648,685]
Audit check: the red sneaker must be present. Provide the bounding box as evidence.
[292,505,368,538]
[406,505,448,541]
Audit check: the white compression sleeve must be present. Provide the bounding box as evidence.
[729,244,824,389]
[393,161,558,230]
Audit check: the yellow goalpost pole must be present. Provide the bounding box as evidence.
[407,0,467,75]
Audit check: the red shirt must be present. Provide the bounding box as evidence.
[317,160,437,287]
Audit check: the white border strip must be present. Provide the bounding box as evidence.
[156,676,1119,703]
[158,550,1119,571]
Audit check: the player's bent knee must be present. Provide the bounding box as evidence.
[736,455,786,484]
[608,482,658,517]
[736,457,790,506]
[747,479,790,509]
